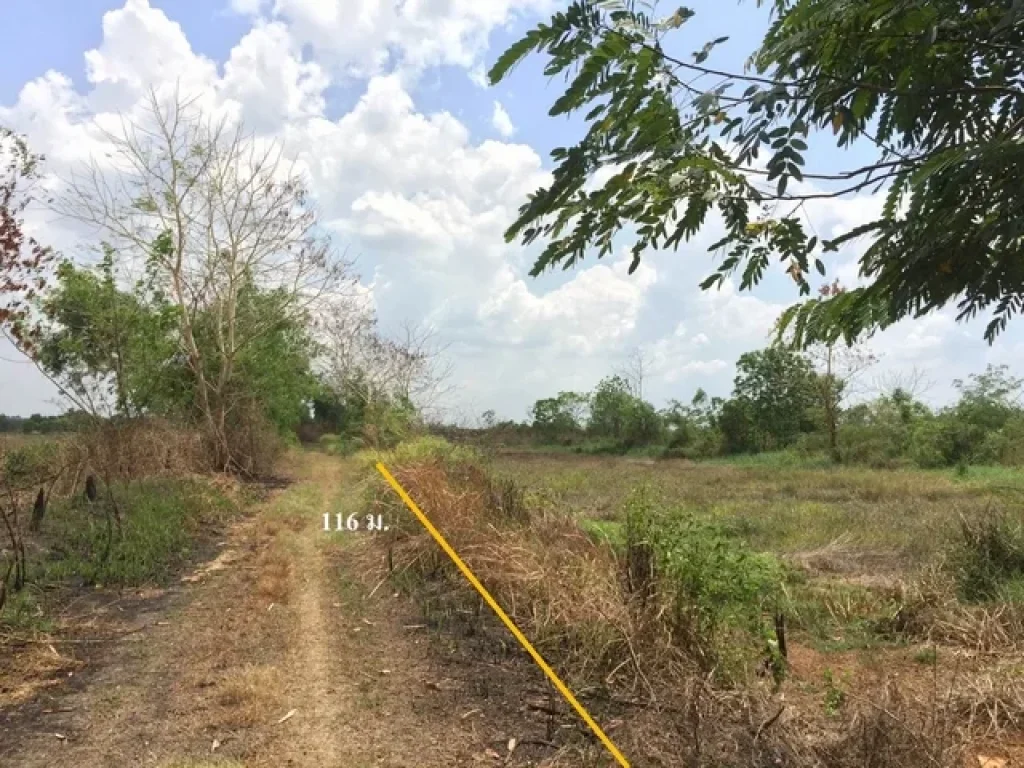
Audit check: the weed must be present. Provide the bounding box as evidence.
[952,506,1024,601]
[913,646,938,665]
[0,588,54,633]
[624,487,784,675]
[36,478,238,587]
[355,435,480,470]
[822,668,846,716]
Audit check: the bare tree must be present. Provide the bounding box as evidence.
[872,366,935,402]
[617,346,651,401]
[320,300,453,422]
[55,89,351,471]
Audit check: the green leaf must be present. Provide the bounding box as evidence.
[851,89,873,120]
[488,30,541,84]
[700,274,723,290]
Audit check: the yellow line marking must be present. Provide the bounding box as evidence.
[375,461,631,768]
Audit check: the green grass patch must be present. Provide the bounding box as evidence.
[0,588,55,633]
[579,518,624,549]
[353,435,481,470]
[781,577,903,651]
[33,477,239,588]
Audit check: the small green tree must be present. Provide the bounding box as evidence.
[662,389,723,457]
[35,253,179,417]
[802,282,877,461]
[729,346,817,451]
[589,375,663,447]
[530,391,589,440]
[953,365,1023,432]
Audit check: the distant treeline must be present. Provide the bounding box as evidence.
[0,411,91,434]
[448,347,1024,470]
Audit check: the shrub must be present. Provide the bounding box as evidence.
[978,415,1024,466]
[908,418,952,468]
[221,404,284,478]
[318,432,362,455]
[356,435,480,470]
[624,487,784,673]
[836,424,904,467]
[663,427,724,460]
[951,506,1024,602]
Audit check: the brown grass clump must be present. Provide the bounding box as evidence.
[212,663,285,727]
[79,418,208,482]
[377,460,647,685]
[255,545,292,603]
[898,567,1024,653]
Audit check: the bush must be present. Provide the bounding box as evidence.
[318,432,363,456]
[951,507,1024,602]
[978,415,1024,466]
[624,487,784,673]
[836,424,904,468]
[212,399,287,478]
[663,427,724,460]
[908,418,952,468]
[356,435,480,470]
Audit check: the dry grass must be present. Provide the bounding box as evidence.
[372,452,1024,768]
[376,461,649,685]
[492,453,1018,567]
[901,570,1024,653]
[212,663,286,728]
[254,540,292,602]
[80,418,208,481]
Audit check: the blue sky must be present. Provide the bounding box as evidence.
[1,0,1020,421]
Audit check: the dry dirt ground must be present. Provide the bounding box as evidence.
[1,453,581,768]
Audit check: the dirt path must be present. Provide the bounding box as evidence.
[1,453,560,768]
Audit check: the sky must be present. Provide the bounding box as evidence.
[1,0,1022,423]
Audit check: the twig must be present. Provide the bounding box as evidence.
[754,705,786,741]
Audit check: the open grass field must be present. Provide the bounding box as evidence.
[490,451,1024,573]
[370,446,1024,766]
[485,452,1024,648]
[5,441,1024,767]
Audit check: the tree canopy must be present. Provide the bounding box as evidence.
[489,0,1024,345]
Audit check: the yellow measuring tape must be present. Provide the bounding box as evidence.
[375,462,631,767]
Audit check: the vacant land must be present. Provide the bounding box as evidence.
[4,445,1023,767]
[492,452,1024,573]
[377,446,1024,766]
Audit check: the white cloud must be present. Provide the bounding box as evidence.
[492,100,515,137]
[266,0,554,78]
[478,251,657,354]
[695,280,785,344]
[230,0,267,14]
[221,22,328,133]
[646,324,728,385]
[468,64,490,88]
[84,0,217,109]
